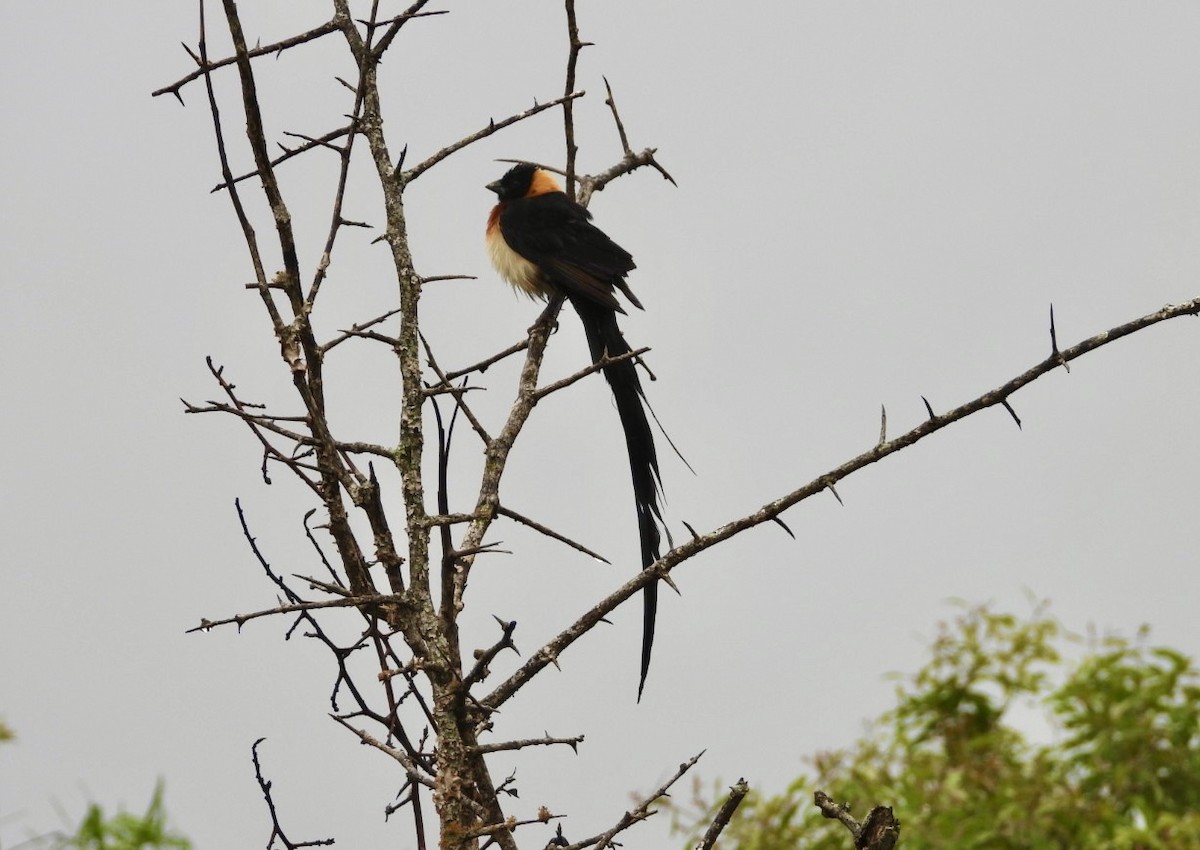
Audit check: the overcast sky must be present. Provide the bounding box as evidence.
[4,2,1200,848]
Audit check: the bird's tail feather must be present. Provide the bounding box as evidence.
[569,296,664,701]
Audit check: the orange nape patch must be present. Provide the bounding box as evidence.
[486,204,502,234]
[525,168,563,198]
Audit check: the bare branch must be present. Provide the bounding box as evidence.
[562,0,590,199]
[421,334,493,444]
[534,346,650,400]
[196,4,285,335]
[457,812,565,843]
[695,779,750,850]
[497,505,611,564]
[463,616,520,691]
[484,296,1200,708]
[814,791,899,850]
[404,91,586,183]
[323,307,403,352]
[562,751,704,850]
[331,715,436,789]
[211,126,352,192]
[252,739,336,849]
[602,76,632,156]
[577,147,676,208]
[189,593,400,633]
[371,2,441,57]
[154,17,341,101]
[442,337,533,382]
[472,733,584,756]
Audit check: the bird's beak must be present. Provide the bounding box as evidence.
[485,179,502,195]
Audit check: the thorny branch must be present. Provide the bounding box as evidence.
[252,739,336,849]
[166,3,1200,850]
[482,295,1200,710]
[560,751,705,850]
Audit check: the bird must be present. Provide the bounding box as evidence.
[485,162,666,700]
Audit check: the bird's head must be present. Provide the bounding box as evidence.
[486,163,563,201]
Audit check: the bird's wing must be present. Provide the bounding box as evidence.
[500,193,640,312]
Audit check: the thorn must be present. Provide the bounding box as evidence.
[827,483,844,506]
[1001,399,1023,429]
[682,520,699,541]
[663,574,681,596]
[1050,303,1070,373]
[878,404,887,446]
[771,516,795,540]
[921,395,935,421]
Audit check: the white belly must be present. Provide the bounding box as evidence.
[487,227,550,300]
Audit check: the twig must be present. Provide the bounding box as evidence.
[324,307,403,352]
[154,18,341,101]
[330,715,435,789]
[534,347,650,400]
[371,1,439,58]
[814,791,899,850]
[497,505,611,564]
[578,147,676,208]
[403,91,585,183]
[211,126,352,192]
[696,779,749,850]
[562,0,590,199]
[189,593,400,633]
[422,333,492,444]
[251,739,336,849]
[458,813,565,843]
[561,751,705,850]
[463,615,520,690]
[234,497,301,602]
[196,3,286,335]
[602,77,631,155]
[442,337,533,382]
[472,733,584,755]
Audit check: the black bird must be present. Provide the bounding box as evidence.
[485,162,666,699]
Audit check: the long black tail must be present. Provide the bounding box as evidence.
[568,295,664,701]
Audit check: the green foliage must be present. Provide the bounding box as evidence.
[672,602,1200,850]
[55,782,191,850]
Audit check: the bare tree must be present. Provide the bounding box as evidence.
[156,3,1200,849]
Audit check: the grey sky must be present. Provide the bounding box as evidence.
[3,2,1199,847]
